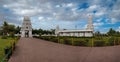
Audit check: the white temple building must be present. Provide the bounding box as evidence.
[55,15,94,37]
[20,16,32,37]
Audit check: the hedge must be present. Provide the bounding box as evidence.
[38,36,120,47]
[94,40,106,47]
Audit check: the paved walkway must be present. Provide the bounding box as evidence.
[9,38,120,62]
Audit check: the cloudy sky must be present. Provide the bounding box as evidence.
[0,0,120,33]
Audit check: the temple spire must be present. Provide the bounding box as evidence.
[86,15,94,31]
[20,16,32,37]
[55,25,60,36]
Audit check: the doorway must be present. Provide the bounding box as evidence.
[25,30,29,37]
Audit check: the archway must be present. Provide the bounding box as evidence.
[25,30,29,37]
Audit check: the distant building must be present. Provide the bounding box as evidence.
[55,15,94,37]
[20,16,32,37]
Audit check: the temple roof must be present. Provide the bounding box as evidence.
[24,16,30,21]
[58,29,93,33]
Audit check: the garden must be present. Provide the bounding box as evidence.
[34,36,120,47]
[0,36,19,62]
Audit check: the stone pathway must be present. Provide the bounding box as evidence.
[9,38,120,62]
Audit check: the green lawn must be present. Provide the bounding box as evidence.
[0,37,17,62]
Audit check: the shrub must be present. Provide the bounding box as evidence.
[33,36,39,38]
[63,38,72,45]
[9,32,15,38]
[107,37,115,46]
[51,38,58,43]
[43,37,49,40]
[73,40,88,46]
[39,36,44,39]
[59,39,64,44]
[1,35,7,39]
[4,46,12,59]
[94,40,105,47]
[118,38,120,45]
[115,37,120,45]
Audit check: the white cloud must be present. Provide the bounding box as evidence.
[38,17,44,20]
[111,18,117,24]
[95,11,105,17]
[119,27,120,32]
[66,3,74,7]
[93,22,104,27]
[55,5,61,8]
[116,26,120,32]
[88,5,98,10]
[96,18,102,22]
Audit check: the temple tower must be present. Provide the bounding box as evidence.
[55,25,60,36]
[20,16,32,37]
[86,15,94,31]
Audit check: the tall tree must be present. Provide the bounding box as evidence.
[2,21,9,35]
[107,28,116,36]
[0,26,2,35]
[95,31,101,36]
[15,26,21,34]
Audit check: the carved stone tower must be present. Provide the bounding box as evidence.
[20,16,32,37]
[55,25,60,36]
[86,15,94,31]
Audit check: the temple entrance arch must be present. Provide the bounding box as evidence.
[20,16,32,37]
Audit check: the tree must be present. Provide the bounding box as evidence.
[1,21,17,36]
[2,21,9,35]
[50,29,55,34]
[32,28,55,35]
[107,28,116,36]
[0,26,2,35]
[95,31,101,36]
[15,26,21,34]
[8,24,15,33]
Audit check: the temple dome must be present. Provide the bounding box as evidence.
[24,16,30,21]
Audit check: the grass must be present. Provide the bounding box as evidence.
[0,37,18,62]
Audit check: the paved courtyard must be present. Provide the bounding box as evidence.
[9,38,120,62]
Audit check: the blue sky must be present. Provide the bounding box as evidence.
[0,0,120,33]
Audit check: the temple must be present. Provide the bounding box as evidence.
[20,16,32,37]
[55,15,94,37]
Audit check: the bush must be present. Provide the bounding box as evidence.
[94,40,105,47]
[63,38,72,45]
[1,35,7,39]
[4,46,12,59]
[115,37,120,45]
[117,38,120,45]
[43,37,49,40]
[107,37,120,46]
[59,39,64,44]
[107,37,115,46]
[51,38,58,43]
[9,32,15,38]
[73,40,88,46]
[33,36,39,38]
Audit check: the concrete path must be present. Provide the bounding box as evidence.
[9,38,120,62]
